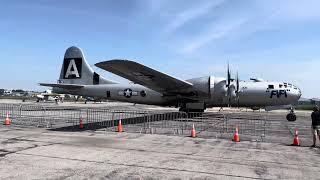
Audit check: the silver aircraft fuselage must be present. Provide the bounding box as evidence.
[41,46,302,121]
[53,76,301,108]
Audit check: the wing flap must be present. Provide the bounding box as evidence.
[95,60,193,93]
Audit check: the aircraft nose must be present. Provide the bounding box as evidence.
[291,85,302,100]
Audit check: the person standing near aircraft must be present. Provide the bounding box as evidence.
[311,106,320,147]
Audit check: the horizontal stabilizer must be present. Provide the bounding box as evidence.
[39,83,84,89]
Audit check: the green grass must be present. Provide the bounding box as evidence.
[295,105,315,111]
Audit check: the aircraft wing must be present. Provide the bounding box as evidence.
[39,83,84,90]
[95,60,193,93]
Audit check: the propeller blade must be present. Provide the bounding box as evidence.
[227,63,231,87]
[226,62,233,107]
[236,71,239,93]
[236,71,240,108]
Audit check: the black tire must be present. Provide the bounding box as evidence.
[190,109,204,113]
[179,107,186,112]
[286,113,297,122]
[179,108,204,113]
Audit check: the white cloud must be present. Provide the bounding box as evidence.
[163,1,320,55]
[258,0,320,22]
[181,18,247,54]
[165,0,225,33]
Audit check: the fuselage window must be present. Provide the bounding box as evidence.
[268,85,274,89]
[279,84,283,88]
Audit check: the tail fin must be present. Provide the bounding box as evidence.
[58,46,116,85]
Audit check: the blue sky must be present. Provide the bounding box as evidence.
[0,0,320,98]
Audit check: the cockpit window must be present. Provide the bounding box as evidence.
[268,85,274,89]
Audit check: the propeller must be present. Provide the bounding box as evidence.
[235,71,240,107]
[225,63,240,107]
[227,63,231,88]
[236,72,239,93]
[226,62,233,106]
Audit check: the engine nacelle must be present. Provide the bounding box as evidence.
[186,76,211,97]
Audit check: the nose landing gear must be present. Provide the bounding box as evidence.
[286,107,297,122]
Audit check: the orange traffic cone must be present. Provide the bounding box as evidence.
[79,117,84,129]
[233,127,240,142]
[117,119,123,133]
[191,124,196,138]
[292,129,300,146]
[4,112,10,125]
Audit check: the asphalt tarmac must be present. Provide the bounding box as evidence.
[0,100,319,179]
[0,127,319,180]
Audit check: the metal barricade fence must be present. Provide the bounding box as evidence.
[222,112,268,141]
[0,103,268,140]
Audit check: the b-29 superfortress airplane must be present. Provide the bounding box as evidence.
[40,46,302,121]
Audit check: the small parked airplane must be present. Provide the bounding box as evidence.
[34,89,64,103]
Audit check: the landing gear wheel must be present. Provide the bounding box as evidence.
[286,113,296,122]
[190,109,205,113]
[179,107,186,112]
[178,108,204,113]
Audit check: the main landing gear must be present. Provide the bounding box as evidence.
[179,107,205,113]
[179,106,204,118]
[286,107,297,122]
[178,102,205,113]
